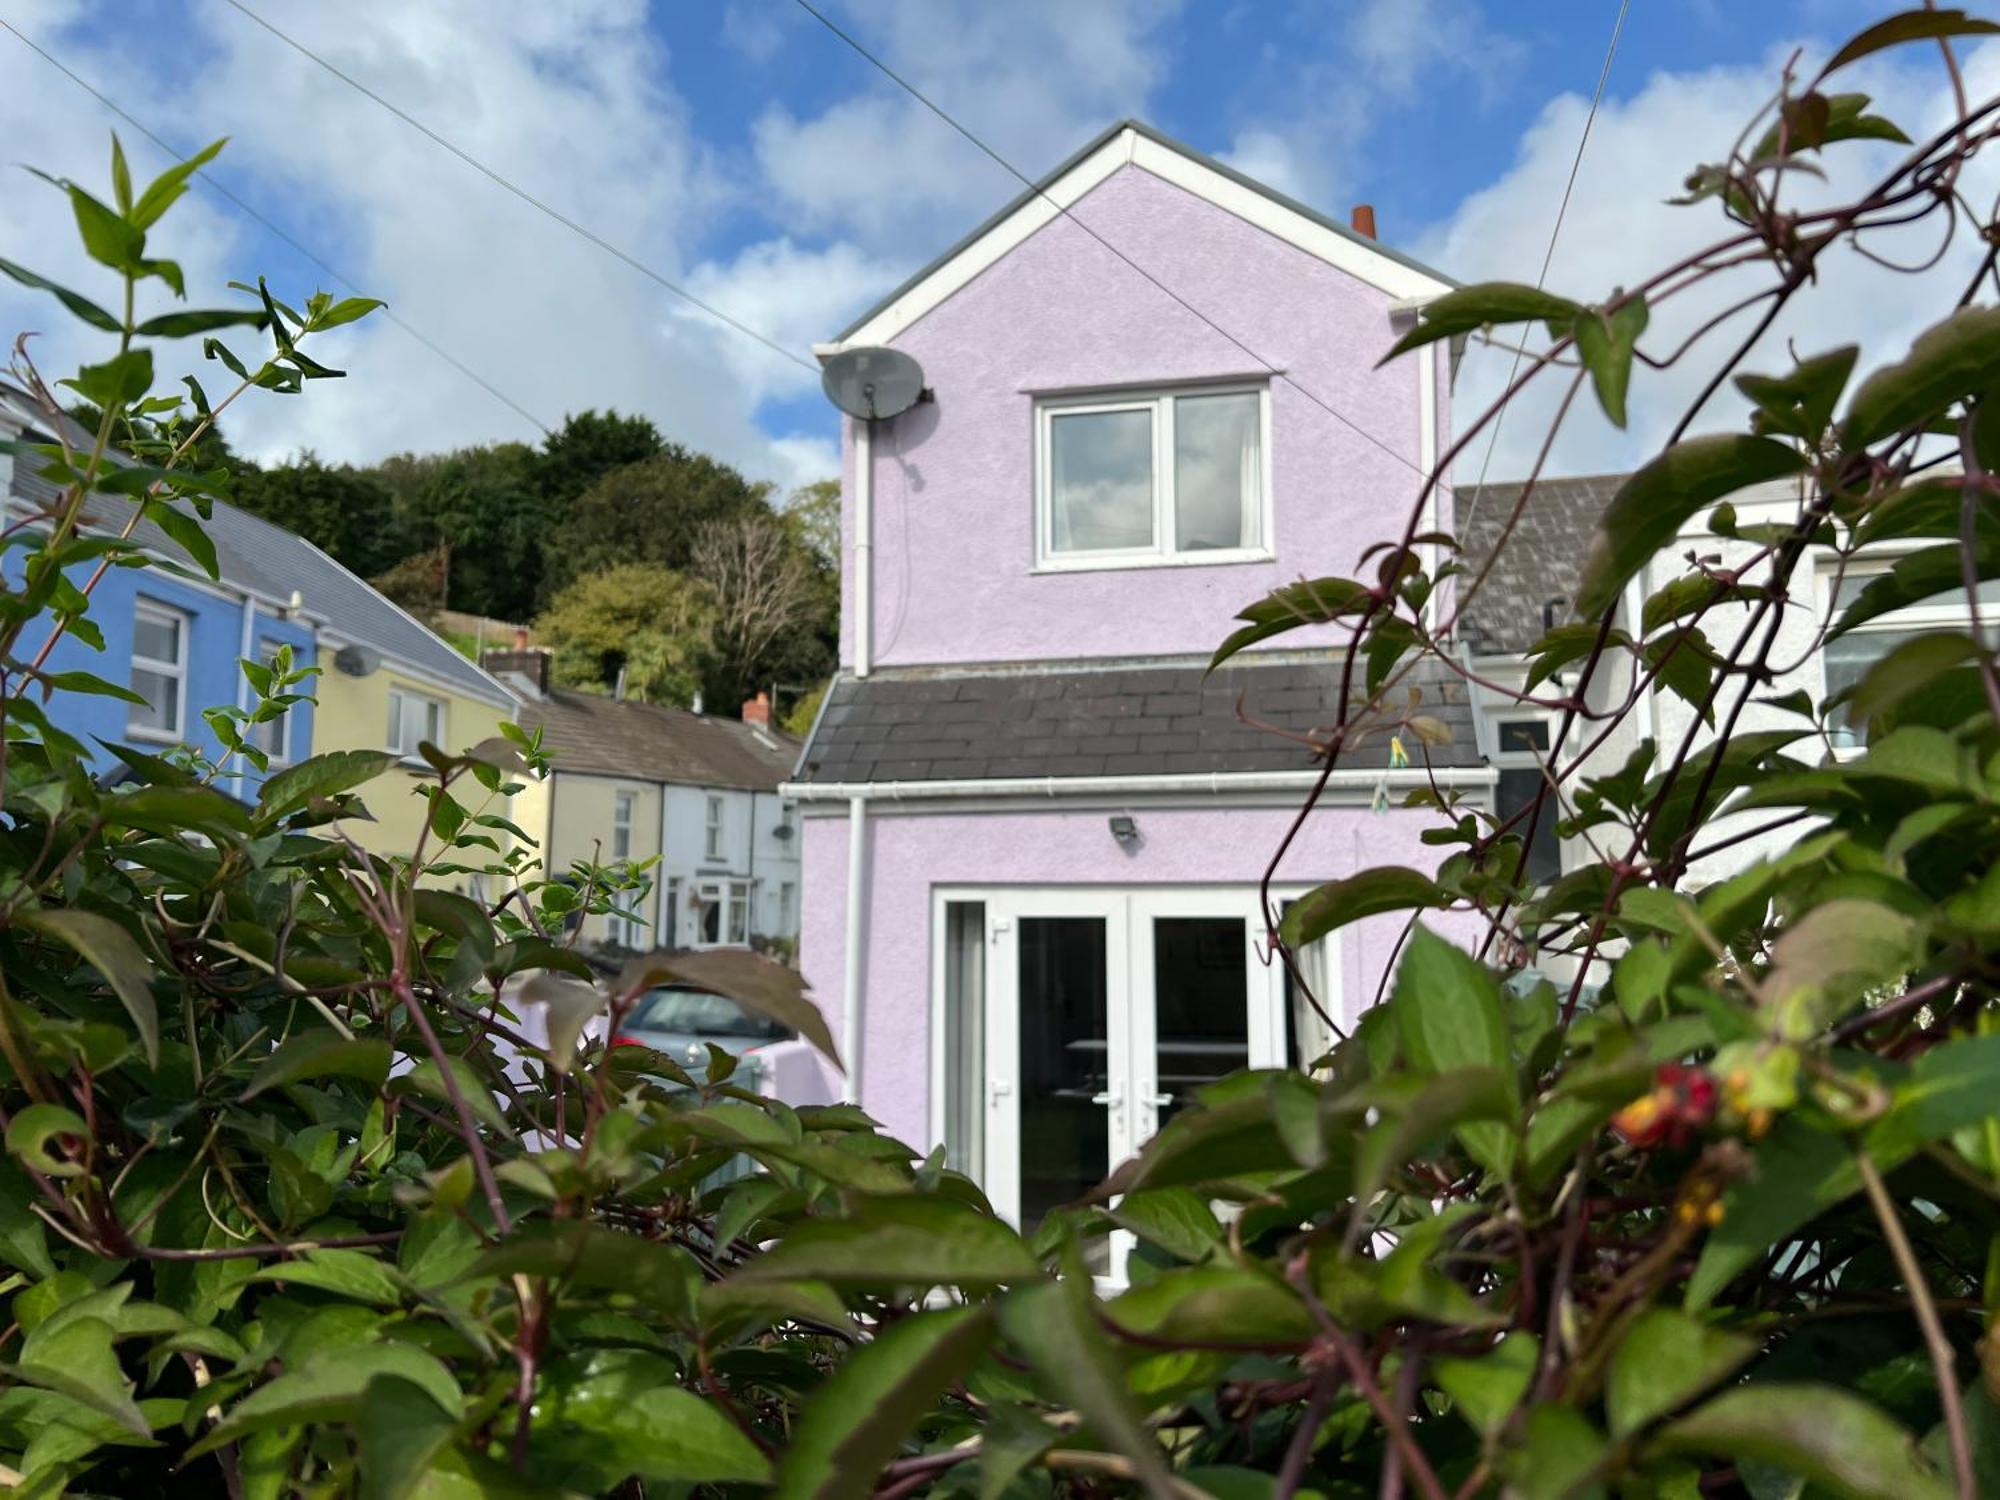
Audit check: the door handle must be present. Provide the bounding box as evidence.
[1144,1092,1172,1108]
[1089,1088,1123,1109]
[988,1080,1013,1105]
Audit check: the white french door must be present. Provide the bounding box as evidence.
[974,887,1292,1276]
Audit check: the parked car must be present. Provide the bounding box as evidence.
[613,982,792,1083]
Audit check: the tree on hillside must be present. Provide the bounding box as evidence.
[782,477,840,566]
[534,562,718,707]
[230,456,400,576]
[546,447,772,595]
[691,512,835,708]
[535,408,665,510]
[372,443,547,620]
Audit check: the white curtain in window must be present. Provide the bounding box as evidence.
[1173,392,1259,551]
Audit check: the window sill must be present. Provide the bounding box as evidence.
[125,726,184,746]
[1030,547,1275,576]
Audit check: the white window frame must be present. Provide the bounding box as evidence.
[704,793,725,861]
[128,599,189,743]
[691,876,753,950]
[1033,382,1274,573]
[250,640,292,764]
[387,685,446,759]
[611,790,636,861]
[1819,555,1997,752]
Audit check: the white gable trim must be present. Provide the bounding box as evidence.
[827,125,1453,354]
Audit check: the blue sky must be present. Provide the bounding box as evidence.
[0,0,1981,487]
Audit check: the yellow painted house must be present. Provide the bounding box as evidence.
[297,543,522,870]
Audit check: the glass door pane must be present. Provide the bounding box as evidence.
[1148,916,1250,1133]
[1017,916,1111,1237]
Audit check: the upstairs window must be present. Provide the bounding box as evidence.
[387,686,445,758]
[129,600,188,740]
[1035,385,1270,570]
[1823,562,2000,748]
[705,794,725,861]
[612,790,635,860]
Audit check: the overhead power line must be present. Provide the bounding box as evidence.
[0,17,555,437]
[790,0,1431,483]
[219,0,818,376]
[1461,0,1632,527]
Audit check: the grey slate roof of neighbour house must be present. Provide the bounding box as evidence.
[793,654,1480,786]
[516,688,797,793]
[833,118,1457,343]
[1454,474,1625,656]
[1,387,515,707]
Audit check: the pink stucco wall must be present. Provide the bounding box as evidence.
[795,801,1467,1146]
[840,161,1448,668]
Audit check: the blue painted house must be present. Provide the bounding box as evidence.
[0,381,514,809]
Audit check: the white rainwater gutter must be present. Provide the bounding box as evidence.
[782,766,1495,804]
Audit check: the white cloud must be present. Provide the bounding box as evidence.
[1418,38,2000,485]
[0,0,836,489]
[750,0,1177,256]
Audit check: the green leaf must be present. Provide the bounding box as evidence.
[980,1404,1059,1500]
[1210,575,1371,671]
[1577,435,1806,617]
[1000,1279,1177,1499]
[1651,1383,1952,1499]
[392,1054,513,1138]
[733,1195,1039,1290]
[1355,1067,1518,1201]
[16,908,159,1069]
[1109,1187,1223,1263]
[455,1223,696,1323]
[242,1031,392,1098]
[1106,1266,1312,1349]
[67,348,154,410]
[1832,544,2000,638]
[1504,1405,1607,1500]
[1822,8,2000,74]
[1737,345,1860,441]
[254,1249,403,1308]
[66,184,143,272]
[1383,282,1583,361]
[1391,927,1515,1176]
[1572,296,1648,428]
[359,1375,459,1500]
[104,783,253,839]
[1434,1331,1538,1435]
[1843,633,1981,734]
[145,499,219,580]
[131,138,225,229]
[5,1102,90,1178]
[1280,867,1447,949]
[1607,1307,1756,1437]
[1843,305,2000,449]
[313,295,386,330]
[193,1343,460,1456]
[1868,1032,2000,1161]
[0,254,121,331]
[11,1315,147,1436]
[133,308,268,338]
[1762,899,1919,1038]
[519,972,602,1075]
[531,1348,771,1487]
[774,1306,994,1500]
[1687,1117,1857,1310]
[255,749,400,825]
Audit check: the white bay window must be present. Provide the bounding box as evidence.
[128,600,187,740]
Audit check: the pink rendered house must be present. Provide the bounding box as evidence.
[784,121,1489,1258]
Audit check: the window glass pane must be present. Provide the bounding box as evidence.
[942,902,985,1178]
[1173,393,1259,551]
[129,666,177,734]
[1498,719,1550,755]
[1049,408,1154,553]
[1824,628,1927,747]
[1017,917,1109,1265]
[727,887,749,943]
[1150,917,1250,1131]
[133,609,180,664]
[1497,767,1562,882]
[1833,569,2000,614]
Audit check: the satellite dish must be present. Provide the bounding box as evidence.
[821,346,926,421]
[333,644,380,678]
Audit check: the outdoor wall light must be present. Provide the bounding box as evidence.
[1108,814,1140,846]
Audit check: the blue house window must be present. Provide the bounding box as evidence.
[251,641,292,763]
[128,600,187,741]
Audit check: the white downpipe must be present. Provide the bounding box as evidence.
[841,793,869,1102]
[782,766,1496,804]
[853,421,873,680]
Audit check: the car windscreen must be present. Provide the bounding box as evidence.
[626,986,785,1040]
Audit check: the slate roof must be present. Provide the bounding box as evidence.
[516,688,797,793]
[1454,474,1625,656]
[793,654,1479,786]
[833,118,1457,343]
[0,384,515,707]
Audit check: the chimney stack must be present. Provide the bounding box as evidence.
[1350,204,1377,239]
[479,645,550,698]
[741,691,772,728]
[512,625,530,650]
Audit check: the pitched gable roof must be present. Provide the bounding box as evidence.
[0,383,516,708]
[1455,474,1625,656]
[827,119,1456,352]
[517,688,797,793]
